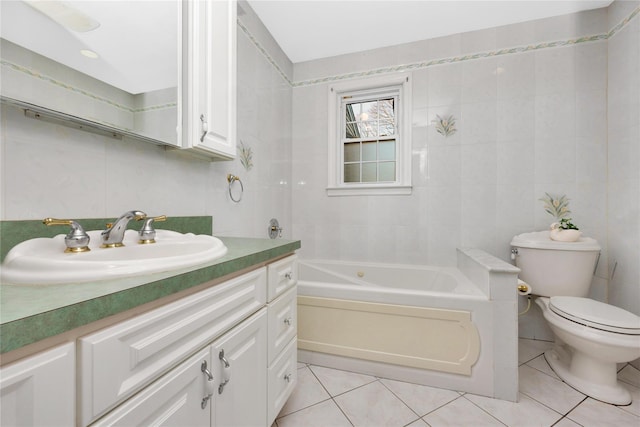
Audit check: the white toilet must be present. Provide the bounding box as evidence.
[511,231,640,405]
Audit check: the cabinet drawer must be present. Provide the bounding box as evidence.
[267,255,297,302]
[267,286,297,364]
[79,268,267,426]
[91,348,211,427]
[267,337,297,425]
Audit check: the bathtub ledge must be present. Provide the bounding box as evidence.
[457,248,520,273]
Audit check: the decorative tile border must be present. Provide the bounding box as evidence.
[240,6,639,88]
[3,6,637,104]
[236,18,293,86]
[292,34,610,87]
[608,6,640,38]
[0,59,177,114]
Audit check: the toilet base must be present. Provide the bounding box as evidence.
[544,348,632,405]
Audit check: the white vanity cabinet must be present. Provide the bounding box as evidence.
[183,0,237,159]
[79,268,267,426]
[266,255,298,424]
[0,342,75,427]
[92,310,268,427]
[77,255,297,427]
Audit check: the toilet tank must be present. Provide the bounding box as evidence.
[510,231,601,298]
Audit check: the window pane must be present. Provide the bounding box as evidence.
[345,122,360,139]
[379,120,395,137]
[358,121,377,138]
[378,99,395,121]
[345,104,359,138]
[344,163,360,183]
[359,101,377,121]
[346,102,361,117]
[362,141,377,162]
[362,163,377,182]
[379,140,395,161]
[344,142,360,162]
[378,161,396,181]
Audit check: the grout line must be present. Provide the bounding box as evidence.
[551,415,585,427]
[562,396,590,420]
[460,394,510,426]
[274,395,335,423]
[417,394,468,420]
[518,387,585,419]
[377,377,424,422]
[306,364,333,396]
[274,366,332,422]
[331,397,355,427]
[523,355,562,380]
[306,364,356,426]
[519,352,547,366]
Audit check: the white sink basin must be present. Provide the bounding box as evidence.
[1,230,228,285]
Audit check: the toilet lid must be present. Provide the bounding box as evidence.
[511,231,601,251]
[550,296,640,335]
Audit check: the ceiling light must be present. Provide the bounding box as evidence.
[80,49,99,59]
[24,0,100,32]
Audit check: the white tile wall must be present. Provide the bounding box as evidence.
[607,0,640,317]
[292,7,614,267]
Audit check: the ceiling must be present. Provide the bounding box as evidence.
[247,0,614,63]
[1,1,177,95]
[1,1,614,93]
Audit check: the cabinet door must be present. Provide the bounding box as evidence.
[0,343,74,427]
[185,0,237,158]
[92,348,211,427]
[79,267,266,426]
[210,308,267,427]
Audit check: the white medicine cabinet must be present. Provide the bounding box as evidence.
[182,0,237,159]
[0,0,237,161]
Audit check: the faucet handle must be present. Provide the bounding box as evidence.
[43,218,90,253]
[139,215,167,244]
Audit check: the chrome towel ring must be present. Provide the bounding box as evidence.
[227,174,243,203]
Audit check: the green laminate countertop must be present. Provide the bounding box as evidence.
[0,236,300,354]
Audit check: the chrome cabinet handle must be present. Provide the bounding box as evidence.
[201,361,214,409]
[284,373,292,383]
[200,114,208,142]
[284,271,292,280]
[218,349,232,394]
[284,317,292,326]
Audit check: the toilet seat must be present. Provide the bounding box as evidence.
[550,296,640,335]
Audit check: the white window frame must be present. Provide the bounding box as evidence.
[327,74,412,196]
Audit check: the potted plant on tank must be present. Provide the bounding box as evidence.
[539,193,582,242]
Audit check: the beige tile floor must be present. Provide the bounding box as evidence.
[274,339,640,427]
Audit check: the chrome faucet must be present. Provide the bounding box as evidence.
[101,210,147,248]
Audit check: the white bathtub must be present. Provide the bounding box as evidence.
[298,260,487,302]
[296,249,521,401]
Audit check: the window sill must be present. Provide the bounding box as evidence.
[326,185,412,196]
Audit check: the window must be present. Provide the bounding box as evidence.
[327,74,412,196]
